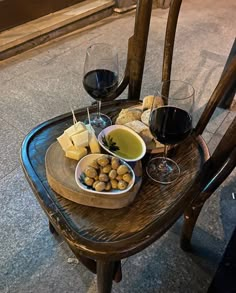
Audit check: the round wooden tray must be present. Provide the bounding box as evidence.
[45,142,143,209]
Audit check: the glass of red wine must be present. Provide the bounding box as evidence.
[83,43,118,131]
[146,80,195,184]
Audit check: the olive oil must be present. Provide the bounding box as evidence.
[108,128,143,159]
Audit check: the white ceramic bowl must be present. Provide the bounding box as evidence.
[97,125,146,162]
[75,154,135,195]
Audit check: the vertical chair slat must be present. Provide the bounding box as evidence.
[128,0,153,100]
[210,117,236,169]
[195,56,236,135]
[162,0,182,82]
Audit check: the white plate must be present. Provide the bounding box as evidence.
[75,154,135,195]
[97,125,146,162]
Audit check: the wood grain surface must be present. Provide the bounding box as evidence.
[21,100,208,259]
[45,142,142,209]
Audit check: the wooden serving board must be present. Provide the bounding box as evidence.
[45,142,143,209]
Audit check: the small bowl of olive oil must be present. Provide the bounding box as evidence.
[98,125,146,162]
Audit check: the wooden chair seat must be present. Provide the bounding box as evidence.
[22,100,209,260]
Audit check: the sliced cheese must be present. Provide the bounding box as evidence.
[57,132,73,151]
[141,109,151,125]
[64,122,86,137]
[89,135,101,153]
[125,120,149,133]
[71,130,89,147]
[125,120,153,143]
[65,146,87,160]
[86,124,95,134]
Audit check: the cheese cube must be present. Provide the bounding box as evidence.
[57,132,73,151]
[65,146,87,160]
[71,130,89,147]
[89,135,101,153]
[86,124,95,134]
[64,122,86,137]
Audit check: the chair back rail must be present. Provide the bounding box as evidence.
[197,117,236,195]
[203,146,236,194]
[195,56,236,135]
[107,0,183,101]
[210,116,236,170]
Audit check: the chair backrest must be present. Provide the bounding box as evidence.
[112,0,236,189]
[108,0,183,101]
[122,0,236,196]
[186,56,236,200]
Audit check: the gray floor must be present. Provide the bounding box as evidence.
[0,0,236,292]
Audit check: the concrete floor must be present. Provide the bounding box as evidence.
[0,0,236,292]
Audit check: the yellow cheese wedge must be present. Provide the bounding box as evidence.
[65,146,87,160]
[86,124,95,134]
[64,122,86,137]
[71,130,89,147]
[89,134,101,153]
[57,132,73,151]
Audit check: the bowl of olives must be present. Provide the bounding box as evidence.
[75,154,135,195]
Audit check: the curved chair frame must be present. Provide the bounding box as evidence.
[20,0,236,292]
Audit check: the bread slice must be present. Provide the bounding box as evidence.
[115,108,142,125]
[142,95,164,110]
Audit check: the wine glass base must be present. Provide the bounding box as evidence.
[146,156,180,184]
[84,113,112,135]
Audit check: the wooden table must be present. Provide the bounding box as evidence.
[20,99,209,292]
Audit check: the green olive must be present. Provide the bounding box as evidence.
[97,155,110,167]
[110,179,118,189]
[95,181,106,192]
[123,173,132,183]
[116,175,122,181]
[84,166,97,178]
[93,181,100,189]
[117,165,129,175]
[111,157,120,170]
[102,164,112,174]
[84,177,94,186]
[118,180,128,190]
[90,160,99,169]
[105,182,112,191]
[99,173,109,182]
[109,169,117,180]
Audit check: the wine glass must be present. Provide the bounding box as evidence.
[83,43,119,131]
[146,80,195,184]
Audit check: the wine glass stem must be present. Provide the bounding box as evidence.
[97,100,101,119]
[162,144,168,167]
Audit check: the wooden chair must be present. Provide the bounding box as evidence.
[180,56,236,251]
[20,0,236,292]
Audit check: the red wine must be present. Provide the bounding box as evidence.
[83,69,118,101]
[150,106,192,145]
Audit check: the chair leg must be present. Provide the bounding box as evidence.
[180,203,203,251]
[97,260,115,293]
